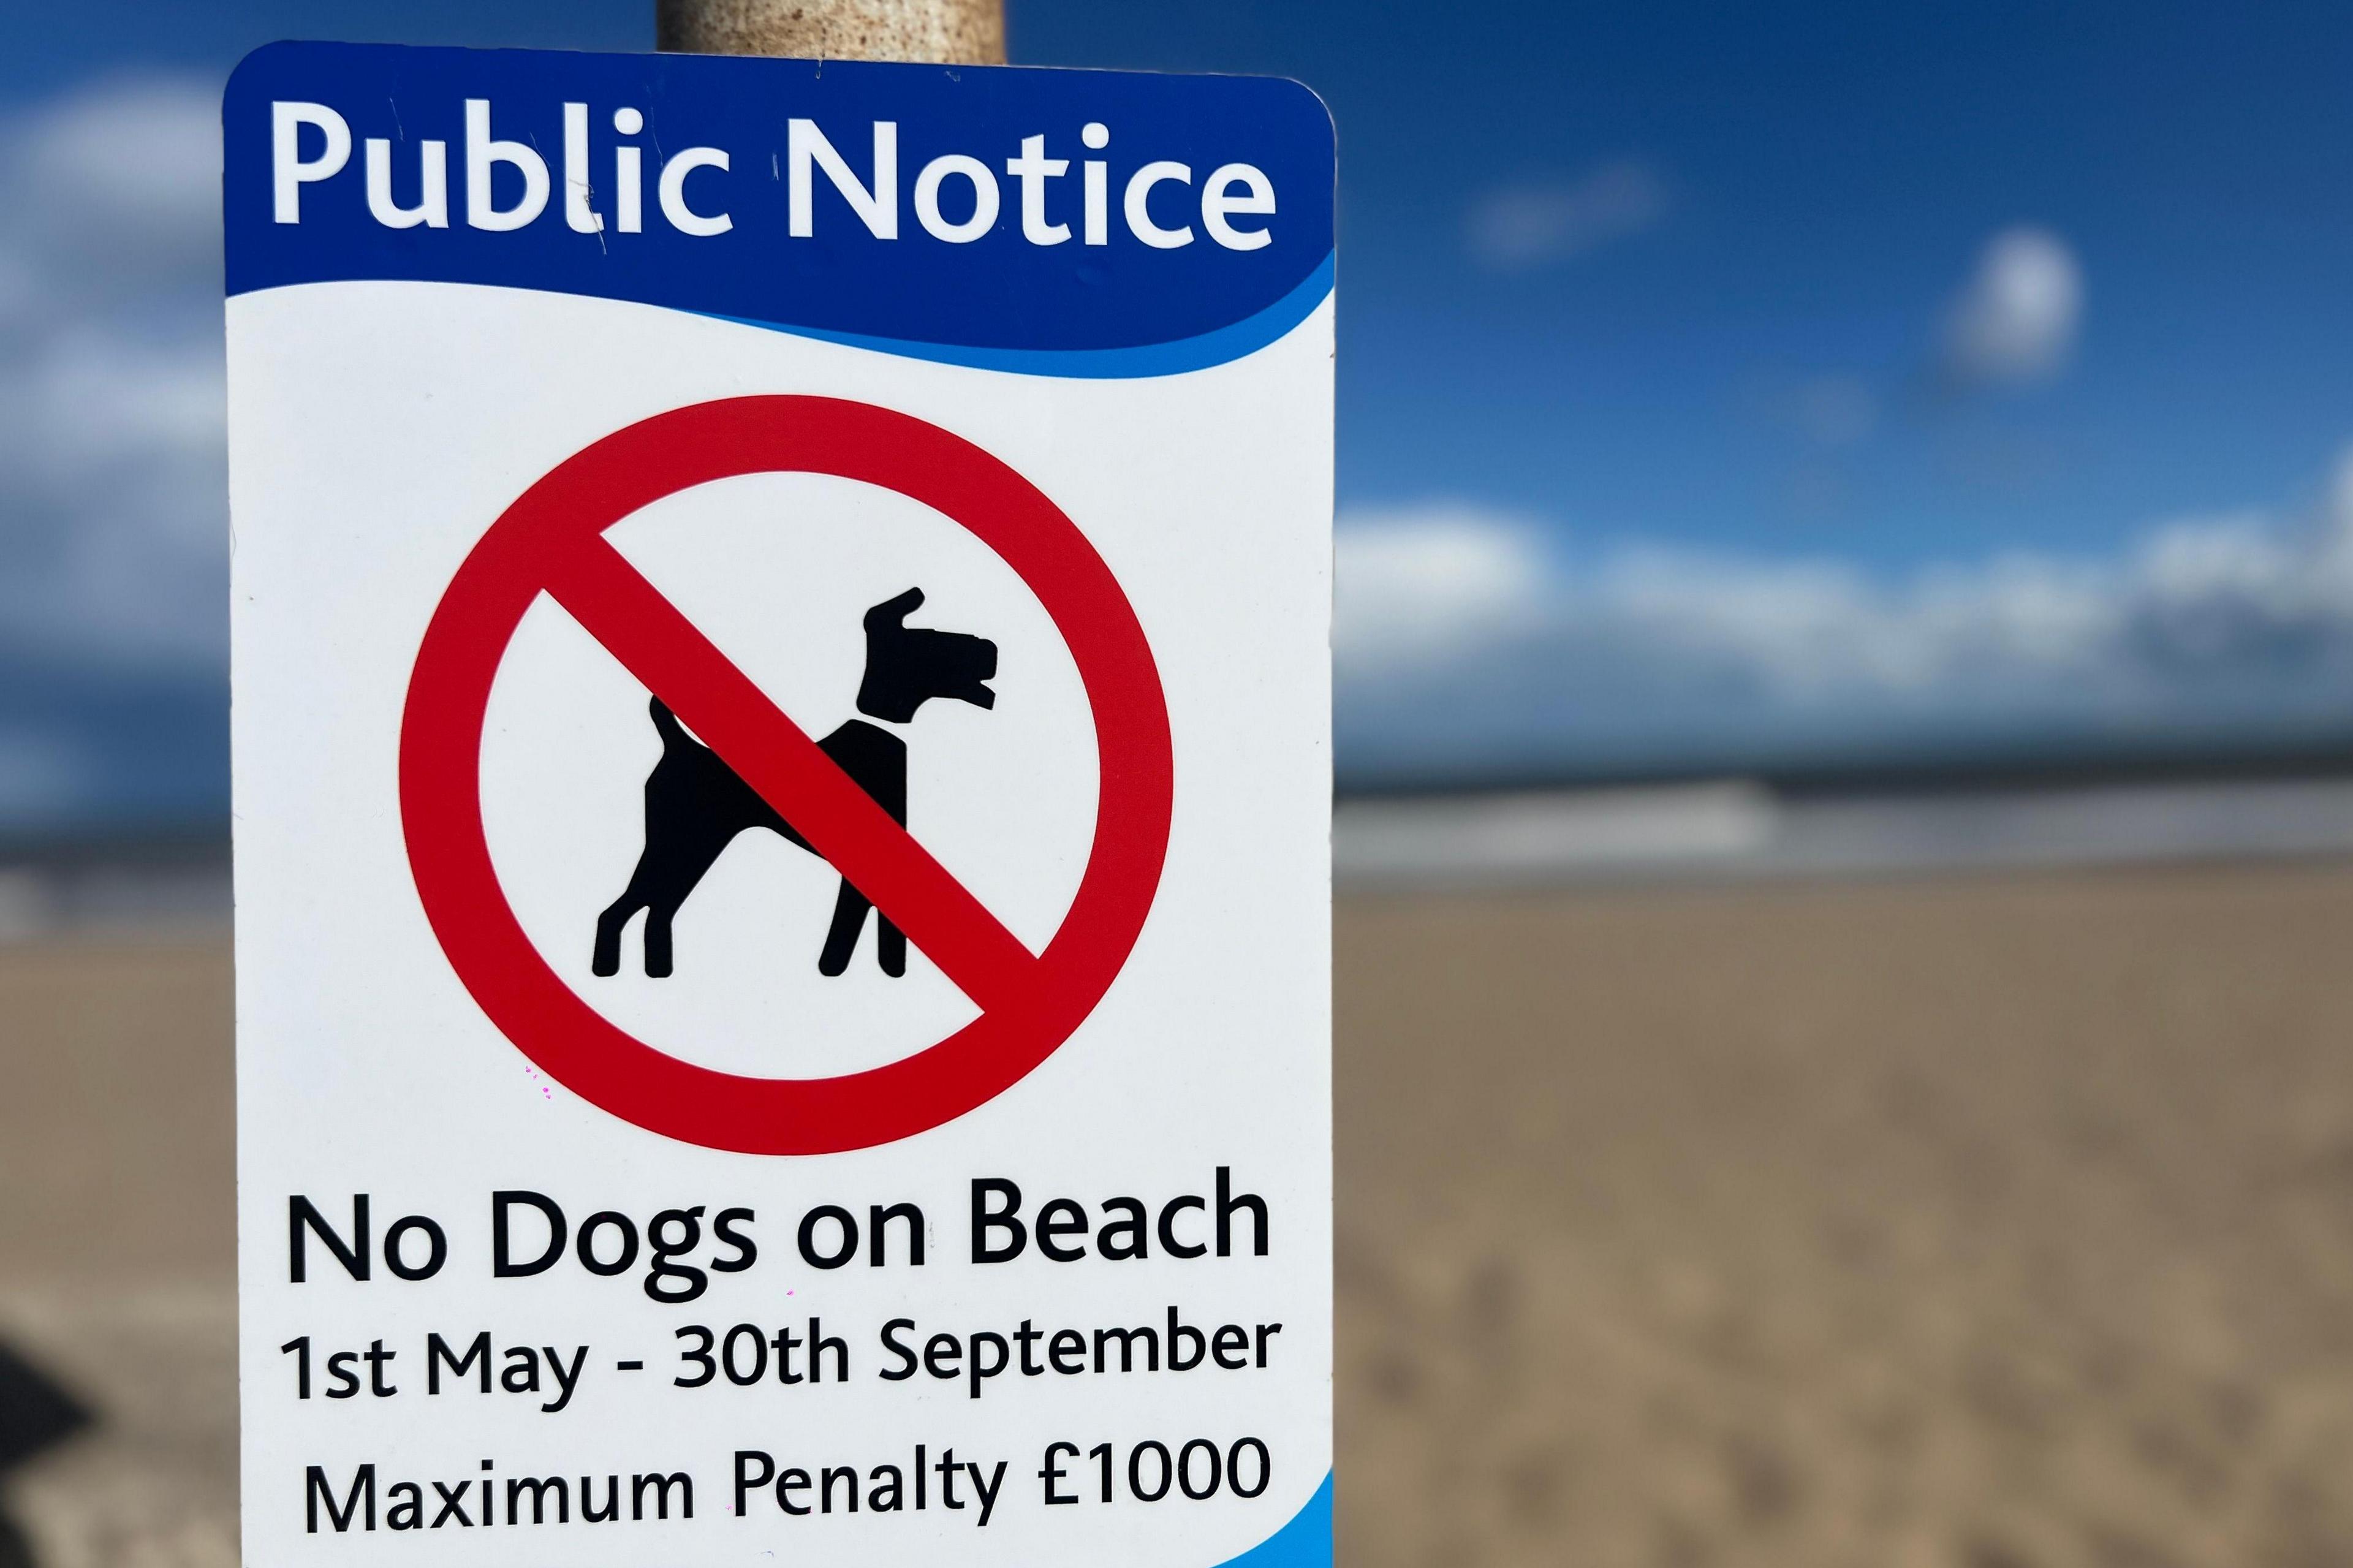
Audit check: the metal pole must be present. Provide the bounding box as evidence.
[656,0,1004,62]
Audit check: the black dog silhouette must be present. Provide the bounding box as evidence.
[591,588,996,980]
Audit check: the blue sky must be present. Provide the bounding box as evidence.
[1042,4,2353,558]
[4,2,2353,823]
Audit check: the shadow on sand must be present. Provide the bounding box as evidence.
[0,1339,89,1568]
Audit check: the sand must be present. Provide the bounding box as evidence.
[0,939,236,1568]
[9,863,2353,1565]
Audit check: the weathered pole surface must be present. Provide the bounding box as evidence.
[656,0,1005,62]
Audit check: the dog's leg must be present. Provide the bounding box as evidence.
[819,879,870,976]
[643,906,676,979]
[591,895,640,977]
[876,914,906,977]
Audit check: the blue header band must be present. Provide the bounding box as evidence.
[224,42,1336,373]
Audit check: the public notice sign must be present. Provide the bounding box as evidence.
[222,42,1333,1568]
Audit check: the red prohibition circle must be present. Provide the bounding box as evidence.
[399,395,1173,1155]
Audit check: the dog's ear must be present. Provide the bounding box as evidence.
[864,588,925,631]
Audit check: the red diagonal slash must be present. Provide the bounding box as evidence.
[402,394,1172,1154]
[540,535,1037,1013]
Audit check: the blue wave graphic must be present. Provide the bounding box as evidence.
[705,252,1335,378]
[1213,1473,1333,1567]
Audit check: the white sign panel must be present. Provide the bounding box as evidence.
[224,42,1334,1568]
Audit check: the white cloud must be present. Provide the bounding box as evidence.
[1464,161,1669,271]
[1335,505,1549,667]
[23,77,221,240]
[1336,449,2353,780]
[0,74,225,671]
[1942,226,2083,387]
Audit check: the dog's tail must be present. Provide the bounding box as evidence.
[649,697,692,749]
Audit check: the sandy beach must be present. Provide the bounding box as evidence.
[9,863,2353,1565]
